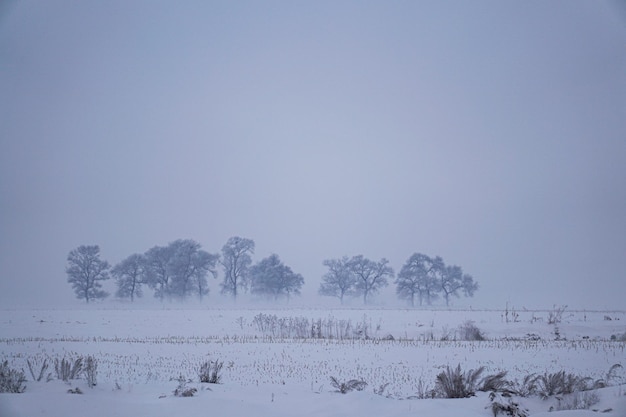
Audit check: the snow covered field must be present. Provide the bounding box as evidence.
[1,307,625,416]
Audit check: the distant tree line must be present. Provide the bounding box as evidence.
[65,237,300,303]
[318,253,477,306]
[65,239,477,306]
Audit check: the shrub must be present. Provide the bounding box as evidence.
[0,360,27,393]
[84,355,97,388]
[535,371,587,399]
[487,392,529,417]
[329,376,367,394]
[67,387,83,394]
[55,356,83,382]
[605,363,624,386]
[511,374,539,397]
[198,359,223,384]
[480,371,511,393]
[547,305,567,325]
[27,357,52,382]
[585,364,624,390]
[435,365,485,398]
[173,375,197,397]
[457,321,486,341]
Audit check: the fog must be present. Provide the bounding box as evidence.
[1,1,625,310]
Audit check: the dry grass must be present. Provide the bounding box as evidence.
[0,360,27,393]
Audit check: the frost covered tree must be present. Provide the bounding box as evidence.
[349,255,393,305]
[143,244,174,301]
[395,253,440,307]
[250,254,304,301]
[111,253,145,302]
[436,264,478,307]
[143,239,218,301]
[220,236,255,301]
[66,245,110,303]
[165,239,218,300]
[318,257,355,305]
[396,252,478,307]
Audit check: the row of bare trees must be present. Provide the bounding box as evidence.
[318,253,478,306]
[66,241,477,306]
[65,237,304,303]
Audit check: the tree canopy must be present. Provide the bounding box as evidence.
[349,255,394,305]
[66,245,110,303]
[111,253,145,302]
[318,256,356,305]
[143,239,218,301]
[66,240,479,307]
[250,254,304,301]
[396,252,478,306]
[220,236,255,300]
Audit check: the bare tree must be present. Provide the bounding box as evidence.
[318,257,355,305]
[395,253,439,307]
[191,250,220,299]
[111,253,145,302]
[220,236,255,301]
[436,263,478,307]
[250,254,304,301]
[167,239,219,300]
[143,240,218,301]
[349,255,393,305]
[66,245,110,303]
[143,244,174,301]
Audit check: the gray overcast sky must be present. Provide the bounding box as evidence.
[1,1,625,309]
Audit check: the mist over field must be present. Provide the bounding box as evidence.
[1,1,625,310]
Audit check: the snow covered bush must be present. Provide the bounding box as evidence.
[435,365,515,399]
[84,355,97,388]
[329,376,367,394]
[457,320,486,341]
[55,356,83,382]
[535,371,587,399]
[173,375,197,397]
[547,305,567,325]
[480,370,511,393]
[510,374,539,397]
[604,363,624,386]
[198,359,223,384]
[487,392,528,417]
[435,365,485,398]
[27,357,52,382]
[0,360,27,393]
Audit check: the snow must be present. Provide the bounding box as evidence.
[1,307,625,416]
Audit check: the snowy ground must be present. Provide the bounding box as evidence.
[1,307,625,416]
